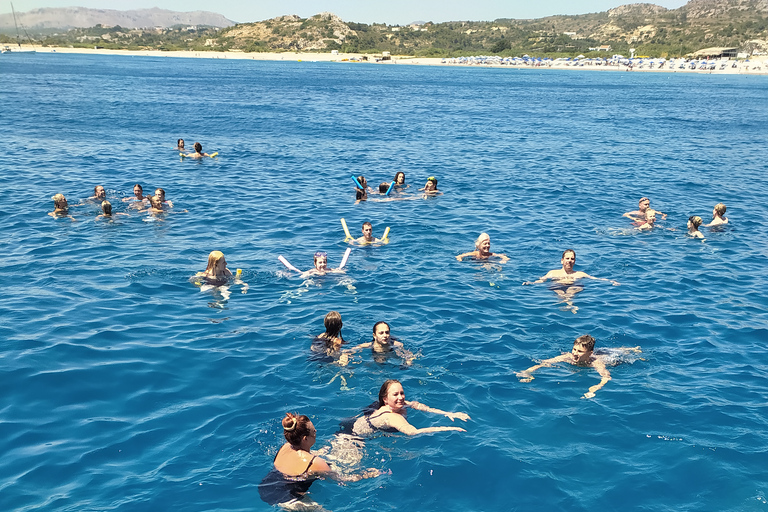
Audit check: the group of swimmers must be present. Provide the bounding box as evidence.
[48,184,178,222]
[622,196,728,239]
[175,138,217,158]
[353,172,441,203]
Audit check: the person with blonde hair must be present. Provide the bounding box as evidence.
[49,193,76,221]
[96,200,128,220]
[704,203,728,227]
[258,412,382,507]
[192,251,248,298]
[456,232,509,262]
[687,216,705,239]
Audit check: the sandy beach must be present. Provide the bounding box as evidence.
[7,44,768,75]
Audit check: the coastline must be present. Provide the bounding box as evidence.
[7,45,768,75]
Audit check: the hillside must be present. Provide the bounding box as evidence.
[0,7,234,31]
[2,0,767,58]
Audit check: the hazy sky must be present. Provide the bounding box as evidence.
[6,1,691,25]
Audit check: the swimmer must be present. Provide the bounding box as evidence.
[89,185,106,202]
[354,222,381,245]
[393,171,408,189]
[48,193,76,221]
[351,379,470,436]
[183,142,210,158]
[258,413,382,508]
[420,176,442,197]
[354,175,370,203]
[516,335,642,399]
[523,249,619,313]
[704,203,728,227]
[623,196,666,224]
[175,138,185,151]
[637,211,657,231]
[312,311,346,358]
[456,233,509,262]
[152,188,173,208]
[343,321,415,366]
[300,251,347,279]
[192,250,248,297]
[687,216,705,239]
[123,183,148,203]
[96,200,128,219]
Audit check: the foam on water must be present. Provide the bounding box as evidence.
[1,53,767,511]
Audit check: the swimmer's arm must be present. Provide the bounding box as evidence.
[517,354,569,382]
[623,211,641,220]
[311,457,382,482]
[456,252,474,261]
[407,400,471,422]
[583,360,611,399]
[388,412,466,435]
[495,253,510,263]
[343,342,372,355]
[582,273,621,286]
[523,271,554,286]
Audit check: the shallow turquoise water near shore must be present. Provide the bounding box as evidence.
[1,53,767,511]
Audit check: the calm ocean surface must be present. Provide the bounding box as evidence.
[1,53,767,511]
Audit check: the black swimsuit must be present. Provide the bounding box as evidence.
[258,452,318,505]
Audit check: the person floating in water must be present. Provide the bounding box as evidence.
[637,211,657,231]
[183,142,210,158]
[393,171,408,190]
[704,202,728,227]
[152,188,173,208]
[354,175,371,203]
[89,185,106,202]
[258,413,382,508]
[49,193,76,221]
[123,183,148,204]
[516,334,642,399]
[351,379,470,436]
[687,216,705,239]
[523,249,619,313]
[192,250,248,298]
[301,251,346,279]
[96,200,128,220]
[420,176,442,197]
[342,321,415,366]
[175,138,185,151]
[456,233,509,262]
[312,311,346,359]
[623,196,666,225]
[353,222,388,245]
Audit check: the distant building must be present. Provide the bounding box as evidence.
[692,47,738,59]
[598,45,612,52]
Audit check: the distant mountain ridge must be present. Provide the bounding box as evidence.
[0,7,235,30]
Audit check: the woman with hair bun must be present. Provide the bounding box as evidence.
[259,412,381,507]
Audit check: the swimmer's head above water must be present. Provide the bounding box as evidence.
[101,200,112,215]
[475,233,491,253]
[377,378,402,408]
[313,251,328,271]
[194,142,203,153]
[561,249,576,271]
[52,193,68,210]
[282,412,314,447]
[688,216,703,230]
[424,176,438,191]
[379,182,390,193]
[323,311,343,338]
[714,203,726,217]
[177,138,184,149]
[571,334,595,364]
[394,172,405,185]
[205,250,228,276]
[94,185,106,200]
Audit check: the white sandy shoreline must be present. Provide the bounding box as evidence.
[7,45,768,75]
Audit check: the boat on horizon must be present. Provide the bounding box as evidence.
[1,2,36,54]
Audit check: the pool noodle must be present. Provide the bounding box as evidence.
[339,247,352,269]
[385,181,395,196]
[351,175,364,189]
[209,152,218,158]
[278,255,301,272]
[382,226,390,240]
[341,218,353,241]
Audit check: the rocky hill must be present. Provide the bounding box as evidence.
[221,12,354,51]
[0,7,234,31]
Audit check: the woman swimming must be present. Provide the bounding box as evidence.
[456,233,509,262]
[194,250,233,285]
[393,171,407,189]
[420,176,442,197]
[687,216,705,239]
[351,379,470,436]
[175,138,185,151]
[123,184,148,204]
[259,413,381,508]
[312,311,346,358]
[49,193,75,221]
[354,175,370,203]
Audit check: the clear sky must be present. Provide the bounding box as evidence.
[6,1,691,25]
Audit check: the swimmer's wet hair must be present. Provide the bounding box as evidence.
[379,182,389,193]
[324,311,343,338]
[378,379,401,407]
[394,171,405,183]
[426,176,438,188]
[574,335,595,351]
[194,142,202,152]
[101,200,112,215]
[373,321,390,335]
[714,203,726,216]
[689,216,703,228]
[205,251,225,272]
[475,232,490,249]
[282,412,311,446]
[52,193,66,206]
[362,222,372,229]
[562,248,576,260]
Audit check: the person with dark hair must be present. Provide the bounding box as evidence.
[687,216,705,239]
[175,138,185,151]
[312,311,345,357]
[89,185,106,201]
[351,380,470,436]
[123,184,147,204]
[419,176,442,197]
[393,171,407,189]
[516,335,642,399]
[258,412,381,507]
[354,175,370,203]
[182,141,210,158]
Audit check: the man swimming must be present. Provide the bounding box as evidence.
[354,222,381,245]
[704,203,728,227]
[623,197,666,225]
[516,334,641,399]
[523,249,620,312]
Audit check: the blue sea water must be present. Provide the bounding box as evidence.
[1,53,767,511]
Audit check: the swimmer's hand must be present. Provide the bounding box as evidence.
[582,385,601,399]
[516,372,534,383]
[447,412,471,422]
[611,280,621,286]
